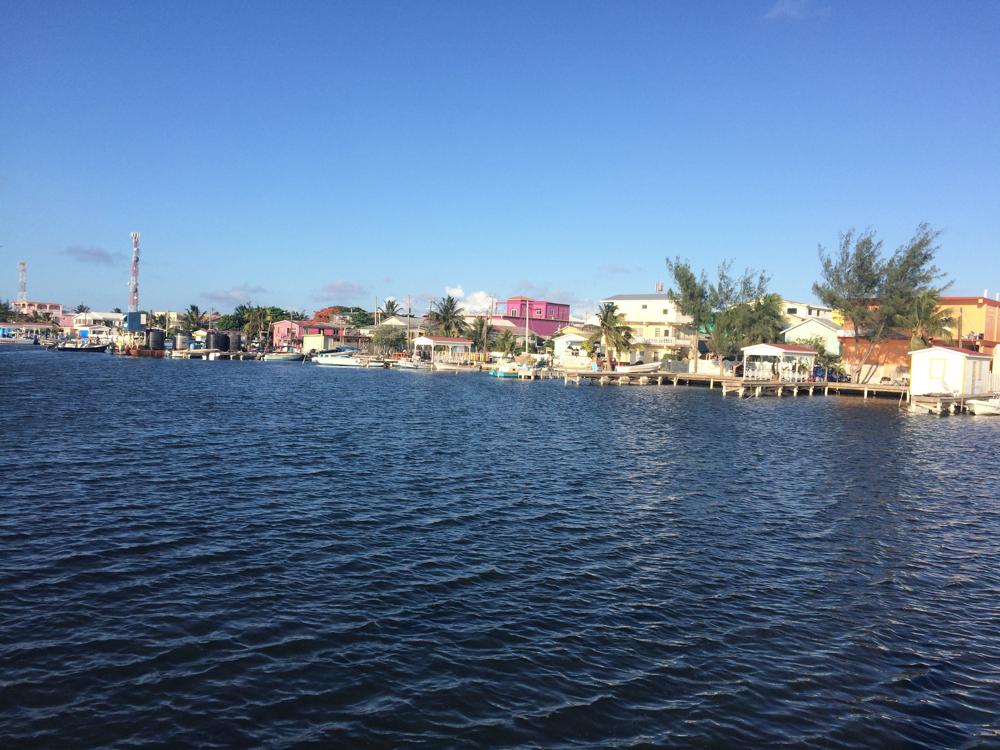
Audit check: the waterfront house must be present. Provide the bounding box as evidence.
[551,326,598,369]
[740,343,817,381]
[838,329,911,384]
[73,311,124,329]
[599,294,694,364]
[272,319,346,351]
[495,295,570,338]
[909,346,992,397]
[782,317,842,356]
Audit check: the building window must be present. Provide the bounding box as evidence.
[509,308,517,316]
[534,308,542,317]
[641,304,647,309]
[654,328,660,337]
[787,307,798,315]
[663,309,668,315]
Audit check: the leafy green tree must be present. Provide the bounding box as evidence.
[428,295,468,337]
[181,304,207,333]
[0,299,13,320]
[813,224,947,381]
[372,326,406,354]
[794,335,841,380]
[589,302,632,363]
[666,258,712,371]
[903,290,955,350]
[350,310,374,327]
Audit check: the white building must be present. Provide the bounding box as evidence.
[599,293,694,364]
[782,317,843,356]
[781,299,834,325]
[73,311,124,329]
[909,346,992,397]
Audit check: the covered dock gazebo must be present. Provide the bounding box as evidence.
[741,343,817,382]
[413,335,473,363]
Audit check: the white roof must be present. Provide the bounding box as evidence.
[908,345,991,359]
[783,317,841,334]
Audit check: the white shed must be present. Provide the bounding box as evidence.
[908,346,992,397]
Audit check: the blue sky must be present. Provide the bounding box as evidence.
[2,0,998,316]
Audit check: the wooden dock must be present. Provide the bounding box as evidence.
[559,370,909,401]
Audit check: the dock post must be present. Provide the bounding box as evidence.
[755,386,761,398]
[793,386,799,397]
[639,376,649,385]
[864,388,868,399]
[656,376,663,385]
[710,378,714,389]
[599,376,609,386]
[777,386,783,397]
[672,376,678,386]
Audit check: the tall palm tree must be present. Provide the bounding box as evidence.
[243,306,272,349]
[904,291,955,350]
[589,302,632,364]
[469,317,492,359]
[74,303,90,313]
[181,304,207,333]
[379,299,401,319]
[428,295,468,337]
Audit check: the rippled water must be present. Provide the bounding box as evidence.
[2,350,999,748]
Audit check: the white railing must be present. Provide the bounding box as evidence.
[633,336,682,346]
[992,373,1000,393]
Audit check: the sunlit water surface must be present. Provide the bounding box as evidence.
[2,350,999,748]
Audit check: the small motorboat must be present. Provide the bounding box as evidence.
[315,349,364,367]
[262,351,304,362]
[488,361,522,379]
[615,361,662,374]
[54,341,111,353]
[966,396,1000,416]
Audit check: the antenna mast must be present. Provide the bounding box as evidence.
[128,232,140,313]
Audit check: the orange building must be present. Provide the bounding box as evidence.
[937,295,1000,355]
[838,331,912,383]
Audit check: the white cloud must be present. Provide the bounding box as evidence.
[445,285,464,298]
[61,246,125,266]
[461,290,494,314]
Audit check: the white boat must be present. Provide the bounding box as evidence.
[432,361,476,372]
[966,396,1000,416]
[315,350,365,367]
[396,359,432,370]
[615,361,662,374]
[488,361,521,379]
[263,351,304,362]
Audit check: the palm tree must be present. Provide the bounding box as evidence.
[181,304,207,333]
[74,303,90,313]
[904,291,955,350]
[379,299,401,319]
[496,330,517,359]
[589,302,632,365]
[428,295,468,337]
[469,317,492,359]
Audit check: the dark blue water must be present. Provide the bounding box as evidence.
[2,350,999,748]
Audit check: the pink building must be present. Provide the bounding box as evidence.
[496,295,570,338]
[15,300,63,318]
[272,319,345,350]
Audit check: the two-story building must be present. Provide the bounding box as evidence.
[938,294,1000,355]
[15,300,63,319]
[599,293,694,364]
[495,296,571,338]
[781,299,834,325]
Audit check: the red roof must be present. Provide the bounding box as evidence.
[769,343,818,353]
[939,296,1000,308]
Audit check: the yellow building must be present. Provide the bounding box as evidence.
[938,295,1000,354]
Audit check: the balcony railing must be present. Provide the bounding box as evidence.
[632,336,684,346]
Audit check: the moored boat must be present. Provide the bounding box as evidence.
[315,349,365,367]
[54,341,111,353]
[966,396,1000,416]
[262,351,304,362]
[614,361,662,374]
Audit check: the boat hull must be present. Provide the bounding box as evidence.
[615,362,662,374]
[314,354,364,367]
[967,398,1000,416]
[262,352,304,362]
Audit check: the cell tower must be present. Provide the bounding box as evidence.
[17,260,27,304]
[128,232,140,313]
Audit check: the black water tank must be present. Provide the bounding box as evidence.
[205,332,226,351]
[174,333,190,350]
[229,332,242,352]
[147,329,165,350]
